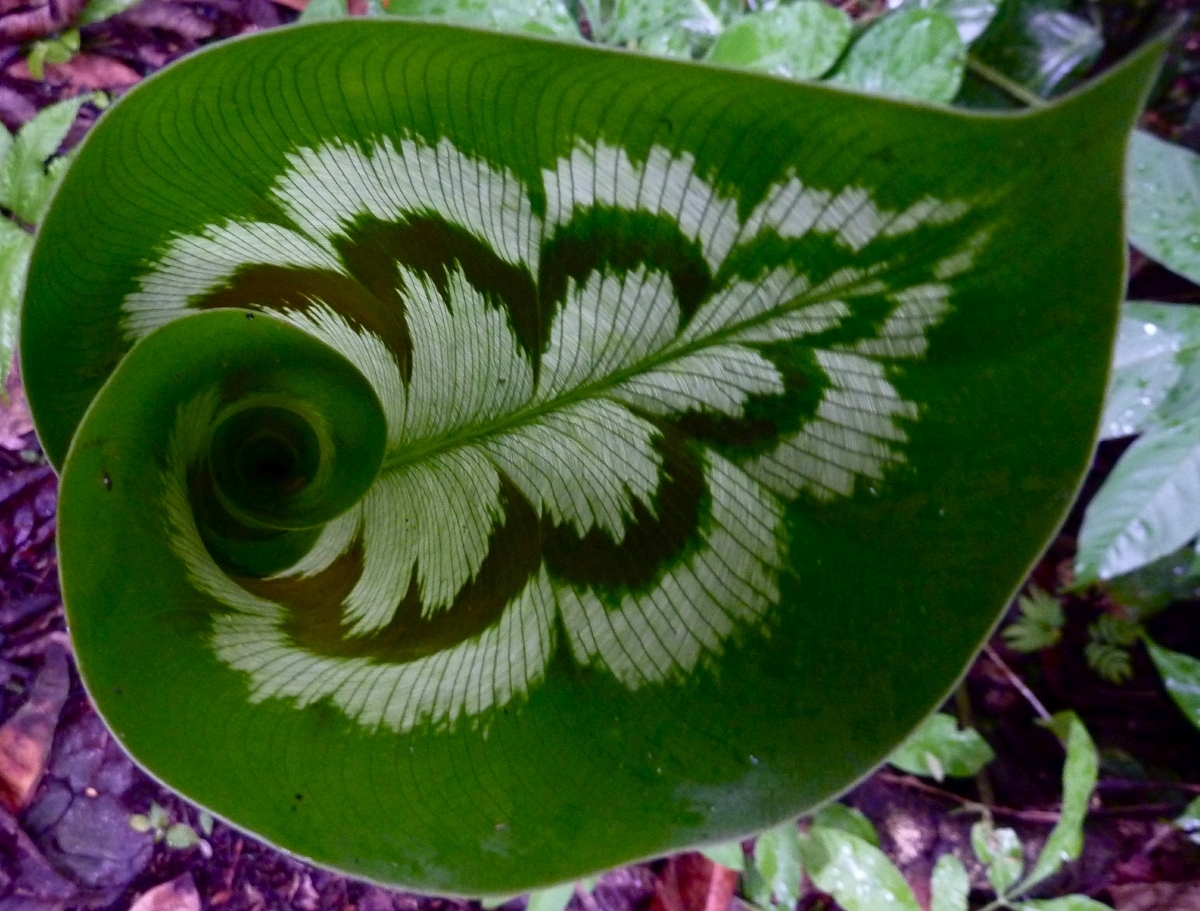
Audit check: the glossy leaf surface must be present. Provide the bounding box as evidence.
[930,854,969,911]
[888,711,994,779]
[22,19,1161,894]
[1127,130,1200,286]
[834,9,966,103]
[1146,639,1200,732]
[707,1,851,79]
[1023,712,1097,888]
[1100,301,1200,440]
[803,827,921,911]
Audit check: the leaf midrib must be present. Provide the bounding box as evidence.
[379,278,871,474]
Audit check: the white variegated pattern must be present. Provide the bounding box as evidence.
[135,133,988,733]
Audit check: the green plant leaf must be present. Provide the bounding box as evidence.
[1145,639,1200,732]
[1075,415,1200,584]
[1104,542,1200,617]
[930,853,969,911]
[389,0,581,37]
[962,0,1102,107]
[751,821,804,908]
[888,712,994,780]
[22,19,1165,894]
[699,840,745,871]
[1002,586,1064,652]
[1100,301,1200,440]
[971,820,1023,895]
[1175,794,1200,844]
[1127,130,1200,286]
[165,822,201,849]
[587,0,720,55]
[802,828,921,911]
[526,882,576,911]
[128,814,153,833]
[0,219,33,387]
[1084,613,1139,684]
[811,803,879,847]
[299,0,349,21]
[79,0,146,25]
[706,1,851,79]
[896,0,999,45]
[834,9,965,102]
[1022,712,1097,889]
[2,96,89,225]
[1019,898,1114,911]
[198,810,214,836]
[147,802,169,829]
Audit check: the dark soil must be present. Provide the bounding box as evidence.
[0,2,1197,910]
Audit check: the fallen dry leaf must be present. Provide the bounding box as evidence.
[5,54,142,92]
[0,0,89,41]
[650,853,737,911]
[0,642,69,811]
[1111,882,1200,911]
[129,872,202,911]
[0,356,34,451]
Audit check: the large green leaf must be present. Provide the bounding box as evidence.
[1075,415,1200,584]
[1127,130,1200,286]
[803,827,921,911]
[1,96,90,226]
[888,711,994,780]
[1100,301,1200,440]
[22,19,1162,895]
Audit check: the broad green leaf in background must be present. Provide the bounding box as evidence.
[1145,639,1200,732]
[888,712,995,780]
[1021,712,1098,889]
[389,0,581,38]
[1100,302,1200,440]
[1075,415,1200,584]
[834,9,966,103]
[1176,795,1200,844]
[894,0,1000,45]
[0,219,34,385]
[706,1,851,79]
[526,882,577,911]
[750,821,804,908]
[699,841,745,871]
[1,96,89,226]
[1127,130,1200,286]
[79,0,146,24]
[299,0,349,22]
[971,820,1024,895]
[803,828,921,911]
[21,19,1164,895]
[811,803,880,846]
[1002,586,1064,652]
[961,0,1102,108]
[930,854,969,911]
[1019,898,1115,911]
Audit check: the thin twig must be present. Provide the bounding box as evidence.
[984,644,1053,721]
[877,772,1061,823]
[966,55,1048,109]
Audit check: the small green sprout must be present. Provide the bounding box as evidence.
[1002,586,1065,653]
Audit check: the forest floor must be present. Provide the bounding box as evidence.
[0,1,1198,910]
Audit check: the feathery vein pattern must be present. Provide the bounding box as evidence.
[135,132,984,733]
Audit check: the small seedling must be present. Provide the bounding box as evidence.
[129,802,206,850]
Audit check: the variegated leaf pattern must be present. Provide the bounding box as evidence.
[122,134,989,734]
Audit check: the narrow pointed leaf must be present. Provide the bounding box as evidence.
[706,1,851,79]
[930,854,969,911]
[803,828,921,911]
[1075,415,1200,584]
[835,9,965,102]
[0,219,33,386]
[1100,302,1200,440]
[1145,639,1200,732]
[1127,130,1200,286]
[4,97,89,225]
[888,712,994,779]
[1023,712,1097,888]
[22,20,1164,895]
